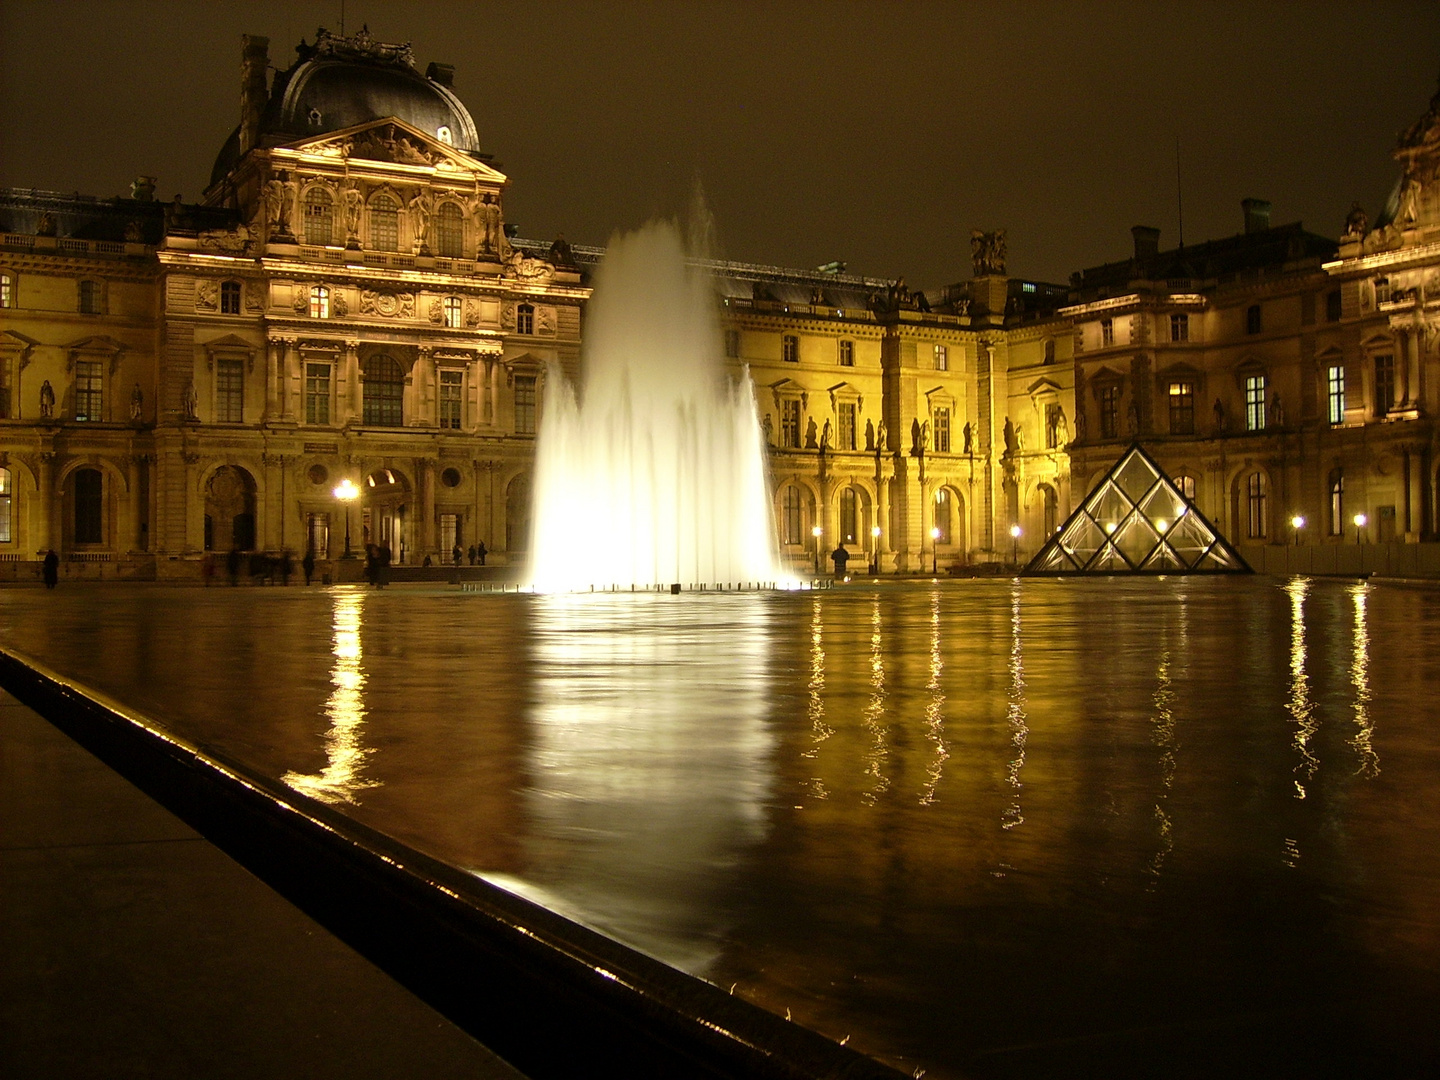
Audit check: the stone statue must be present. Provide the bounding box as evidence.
[407,190,432,252]
[805,417,819,449]
[263,176,289,235]
[1270,392,1284,428]
[970,229,1007,277]
[39,379,55,419]
[1213,398,1226,434]
[183,380,199,421]
[865,418,875,451]
[130,383,143,422]
[1073,407,1087,442]
[876,419,887,453]
[962,421,973,455]
[761,413,773,445]
[1003,416,1017,456]
[1053,408,1068,448]
[1014,421,1025,452]
[344,182,364,241]
[1343,201,1369,238]
[1126,399,1139,435]
[820,418,832,451]
[485,197,502,255]
[547,234,576,268]
[911,417,923,455]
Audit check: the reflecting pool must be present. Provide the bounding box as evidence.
[3,577,1438,1078]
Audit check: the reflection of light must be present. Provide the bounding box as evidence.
[801,596,832,800]
[861,594,890,805]
[1155,519,1168,533]
[1285,578,1318,800]
[1002,584,1027,830]
[1350,584,1379,777]
[920,588,949,805]
[1105,522,1117,534]
[282,589,379,804]
[1148,648,1176,881]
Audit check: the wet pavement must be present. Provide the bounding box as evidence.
[2,577,1438,1078]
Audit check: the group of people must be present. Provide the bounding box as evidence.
[451,542,488,566]
[363,543,392,587]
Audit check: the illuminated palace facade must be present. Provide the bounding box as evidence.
[0,29,1436,577]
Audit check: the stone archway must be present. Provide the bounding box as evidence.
[205,465,258,551]
[363,468,411,563]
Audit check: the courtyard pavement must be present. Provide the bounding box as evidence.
[0,689,527,1080]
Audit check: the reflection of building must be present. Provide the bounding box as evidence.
[1,29,1436,576]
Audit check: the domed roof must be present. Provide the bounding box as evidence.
[210,27,480,188]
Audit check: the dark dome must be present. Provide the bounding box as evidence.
[210,28,479,189]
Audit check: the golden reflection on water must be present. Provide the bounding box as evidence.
[1002,584,1028,830]
[920,587,949,805]
[861,593,890,806]
[281,588,379,805]
[1350,583,1379,778]
[1285,577,1319,799]
[1148,647,1177,881]
[802,597,832,799]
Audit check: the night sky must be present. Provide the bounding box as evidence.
[2,1,1437,286]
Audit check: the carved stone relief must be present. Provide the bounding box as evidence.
[195,280,218,312]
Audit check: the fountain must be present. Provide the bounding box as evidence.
[527,222,784,592]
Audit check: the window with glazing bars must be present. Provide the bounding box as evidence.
[216,359,244,423]
[839,339,854,366]
[0,467,11,542]
[369,196,399,251]
[934,344,948,370]
[1170,313,1188,341]
[1168,381,1194,434]
[724,329,740,358]
[1327,365,1345,424]
[309,285,329,319]
[782,486,803,544]
[1329,470,1344,535]
[1246,472,1267,539]
[435,203,463,258]
[781,399,801,448]
[1374,354,1395,416]
[74,360,103,420]
[838,403,856,450]
[933,407,951,452]
[443,296,462,328]
[513,375,536,434]
[840,488,858,542]
[1099,385,1120,438]
[782,335,798,363]
[305,363,330,424]
[221,281,241,314]
[74,468,102,544]
[0,272,12,308]
[516,304,534,335]
[79,280,101,314]
[440,370,463,429]
[1100,319,1114,347]
[307,513,330,558]
[1245,375,1267,431]
[304,189,333,246]
[362,355,404,427]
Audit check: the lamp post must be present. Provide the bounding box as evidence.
[812,524,822,575]
[929,526,940,575]
[333,477,359,559]
[1290,515,1305,546]
[1010,523,1022,567]
[870,524,881,575]
[1353,512,1367,547]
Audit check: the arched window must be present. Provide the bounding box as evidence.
[304,188,334,246]
[220,280,241,314]
[73,468,102,545]
[781,486,803,545]
[840,488,858,543]
[435,203,463,258]
[1246,471,1268,539]
[369,195,399,252]
[362,354,404,427]
[309,285,330,319]
[934,489,952,545]
[516,303,534,335]
[0,271,13,308]
[1329,469,1344,536]
[0,467,11,543]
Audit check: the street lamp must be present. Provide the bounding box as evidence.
[870,524,881,574]
[1009,523,1022,566]
[333,477,359,559]
[812,524,822,575]
[1290,515,1305,546]
[1353,512,1367,546]
[929,526,940,575]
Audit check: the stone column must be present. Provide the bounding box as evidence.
[875,454,891,564]
[1406,445,1425,538]
[126,454,142,553]
[415,347,435,426]
[281,338,298,421]
[343,341,361,424]
[416,457,435,556]
[36,451,55,553]
[265,339,282,419]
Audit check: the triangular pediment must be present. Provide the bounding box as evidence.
[286,118,507,183]
[1023,441,1250,576]
[66,334,126,354]
[0,328,39,351]
[1026,377,1063,396]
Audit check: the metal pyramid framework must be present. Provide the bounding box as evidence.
[1024,442,1251,575]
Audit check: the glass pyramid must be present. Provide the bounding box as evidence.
[1024,442,1251,575]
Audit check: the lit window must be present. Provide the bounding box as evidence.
[781,399,801,448]
[440,513,459,553]
[443,296,462,328]
[0,467,10,542]
[362,354,404,427]
[516,303,534,335]
[934,489,952,545]
[1327,365,1345,424]
[1,272,12,308]
[1246,304,1262,335]
[934,344,948,371]
[1170,313,1188,342]
[220,280,241,315]
[369,195,399,251]
[1100,318,1114,347]
[304,188,334,246]
[306,512,330,558]
[840,488,858,543]
[1175,475,1196,502]
[1246,472,1268,539]
[1329,469,1344,536]
[933,407,951,453]
[783,334,799,363]
[513,374,537,435]
[1168,381,1194,435]
[724,329,740,358]
[74,468,103,544]
[435,203,463,258]
[1245,374,1267,432]
[1374,354,1395,416]
[305,362,331,425]
[216,359,244,423]
[440,369,462,429]
[1099,385,1120,439]
[79,280,101,314]
[309,285,330,318]
[839,339,854,366]
[838,402,856,450]
[74,360,103,420]
[782,485,803,544]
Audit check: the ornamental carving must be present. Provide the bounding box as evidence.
[505,249,554,283]
[428,297,444,324]
[198,223,256,254]
[537,306,557,336]
[971,229,1007,277]
[500,302,516,330]
[332,290,348,317]
[196,280,219,311]
[359,290,414,318]
[348,124,438,166]
[464,300,480,328]
[245,285,265,313]
[293,291,308,314]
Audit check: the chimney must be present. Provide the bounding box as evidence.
[426,62,455,87]
[1131,225,1160,262]
[1242,198,1272,234]
[239,35,270,156]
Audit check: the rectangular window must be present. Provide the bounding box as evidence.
[309,286,329,319]
[74,359,103,421]
[1246,304,1262,334]
[782,486,803,545]
[216,359,244,423]
[1326,290,1342,322]
[514,375,536,435]
[439,513,458,555]
[838,402,856,450]
[782,335,799,363]
[933,407,951,453]
[1099,385,1120,439]
[1375,278,1390,305]
[221,281,241,315]
[1175,475,1196,501]
[79,280,101,314]
[0,468,10,542]
[934,344,948,371]
[839,339,854,367]
[1168,380,1194,435]
[440,369,463,430]
[1100,319,1114,347]
[1170,313,1188,342]
[1245,374,1267,432]
[307,513,330,558]
[443,296,462,328]
[781,399,801,448]
[724,329,740,359]
[1247,472,1267,539]
[1374,354,1395,416]
[1327,365,1346,424]
[0,272,12,308]
[516,304,534,335]
[305,363,331,425]
[1329,471,1344,536]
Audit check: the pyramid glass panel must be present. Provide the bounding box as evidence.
[1115,452,1161,500]
[1085,481,1133,532]
[1036,546,1077,572]
[1059,514,1108,563]
[1114,514,1160,566]
[1141,542,1186,571]
[1139,483,1188,526]
[1168,512,1213,563]
[1088,541,1130,571]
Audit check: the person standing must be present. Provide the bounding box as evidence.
[301,549,315,586]
[452,544,463,567]
[476,541,487,566]
[830,544,850,580]
[42,549,59,589]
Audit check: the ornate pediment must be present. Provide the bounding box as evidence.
[65,335,126,374]
[0,328,39,369]
[286,118,507,183]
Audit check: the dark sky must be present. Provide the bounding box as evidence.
[2,1,1437,286]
